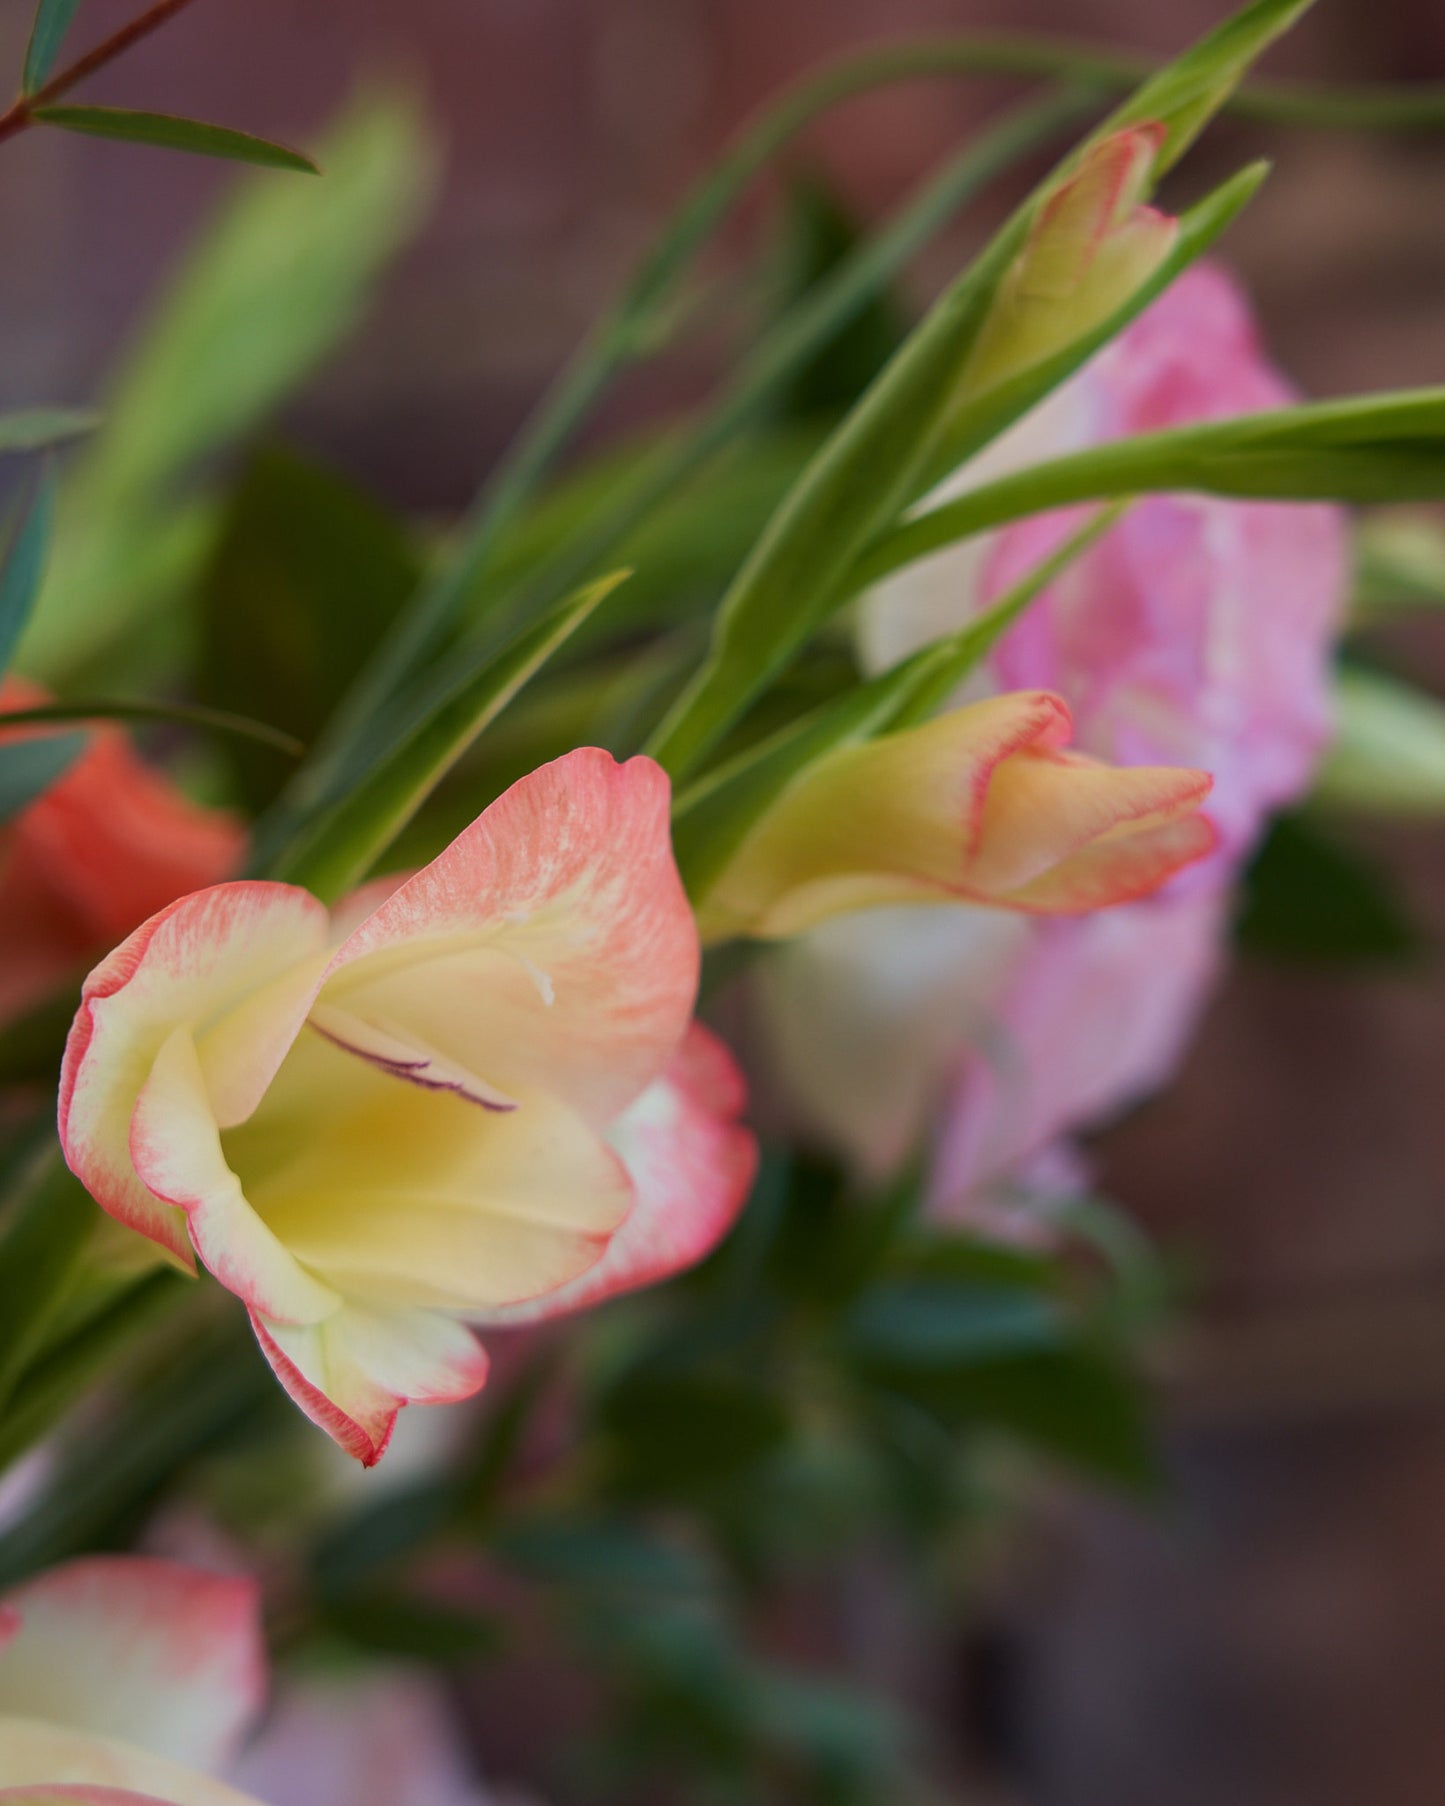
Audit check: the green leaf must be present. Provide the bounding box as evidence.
[22,0,82,92]
[197,447,423,810]
[0,732,85,824]
[1236,811,1420,964]
[0,467,56,681]
[1351,509,1445,616]
[33,106,319,173]
[267,573,625,900]
[0,699,303,757]
[1090,0,1315,172]
[19,91,436,682]
[598,1371,791,1497]
[0,406,99,454]
[1314,666,1445,814]
[325,1591,500,1664]
[647,0,1297,779]
[843,1281,1064,1366]
[0,1154,95,1417]
[865,386,1445,586]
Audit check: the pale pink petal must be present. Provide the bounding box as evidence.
[58,885,330,1266]
[322,749,698,1127]
[474,1023,757,1326]
[229,1668,497,1806]
[0,1559,263,1771]
[252,1305,491,1469]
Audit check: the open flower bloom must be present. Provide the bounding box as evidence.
[0,679,242,1027]
[696,689,1215,944]
[0,1556,266,1805]
[59,750,756,1464]
[959,125,1178,401]
[748,263,1346,1191]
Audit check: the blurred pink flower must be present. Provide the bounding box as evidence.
[231,1668,537,1806]
[0,679,242,1027]
[760,262,1347,1206]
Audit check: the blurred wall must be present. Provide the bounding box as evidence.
[4,4,1445,1804]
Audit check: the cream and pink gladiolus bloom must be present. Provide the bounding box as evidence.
[751,262,1346,1196]
[0,680,242,1027]
[0,1556,266,1804]
[58,749,756,1465]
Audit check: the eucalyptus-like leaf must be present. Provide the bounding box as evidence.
[22,0,82,92]
[0,467,56,681]
[0,731,86,824]
[860,386,1445,587]
[1314,667,1445,814]
[0,406,99,454]
[268,572,626,901]
[33,104,320,173]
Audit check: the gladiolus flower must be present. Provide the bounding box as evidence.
[695,690,1215,944]
[58,750,756,1464]
[748,263,1346,1194]
[0,1556,266,1805]
[0,680,242,1027]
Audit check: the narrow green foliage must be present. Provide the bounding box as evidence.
[0,733,85,824]
[0,467,56,681]
[1315,667,1445,814]
[865,386,1445,588]
[33,105,319,173]
[0,698,303,757]
[1237,812,1420,964]
[0,1155,95,1418]
[0,408,99,455]
[267,574,626,901]
[22,0,82,92]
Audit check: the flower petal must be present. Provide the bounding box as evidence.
[475,1023,757,1326]
[0,1558,262,1771]
[128,1029,340,1326]
[0,1719,264,1804]
[322,749,698,1127]
[251,1304,491,1468]
[59,884,330,1266]
[230,1030,632,1314]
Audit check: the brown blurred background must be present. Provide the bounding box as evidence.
[4,2,1445,1801]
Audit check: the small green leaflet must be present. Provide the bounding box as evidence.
[0,469,57,683]
[33,106,319,174]
[0,732,87,824]
[22,0,82,93]
[0,407,99,454]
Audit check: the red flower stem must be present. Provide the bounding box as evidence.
[0,0,206,148]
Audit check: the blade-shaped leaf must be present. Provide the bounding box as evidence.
[0,732,86,824]
[22,0,82,92]
[33,105,319,173]
[0,467,56,681]
[0,698,303,756]
[647,2,1298,780]
[0,406,99,455]
[862,387,1445,588]
[268,572,627,900]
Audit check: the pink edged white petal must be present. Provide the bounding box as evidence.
[0,1721,265,1805]
[0,1558,263,1771]
[251,1304,491,1468]
[475,1023,757,1327]
[322,749,699,1127]
[128,1029,339,1326]
[59,884,331,1266]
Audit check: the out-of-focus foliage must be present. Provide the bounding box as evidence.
[18,89,436,685]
